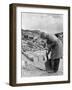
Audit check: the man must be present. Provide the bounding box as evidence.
[40,32,63,73]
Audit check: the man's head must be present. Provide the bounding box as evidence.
[40,32,51,43]
[40,32,47,39]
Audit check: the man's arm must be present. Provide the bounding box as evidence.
[47,45,51,55]
[47,42,56,55]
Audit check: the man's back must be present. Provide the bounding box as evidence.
[46,34,63,59]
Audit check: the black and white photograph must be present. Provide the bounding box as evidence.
[21,13,63,77]
[9,3,70,86]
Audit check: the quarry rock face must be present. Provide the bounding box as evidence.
[21,29,63,71]
[22,50,47,70]
[21,29,48,70]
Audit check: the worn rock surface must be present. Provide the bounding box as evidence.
[21,29,63,77]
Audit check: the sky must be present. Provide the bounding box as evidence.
[22,13,63,34]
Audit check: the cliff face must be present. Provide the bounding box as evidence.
[21,29,63,73]
[21,29,48,71]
